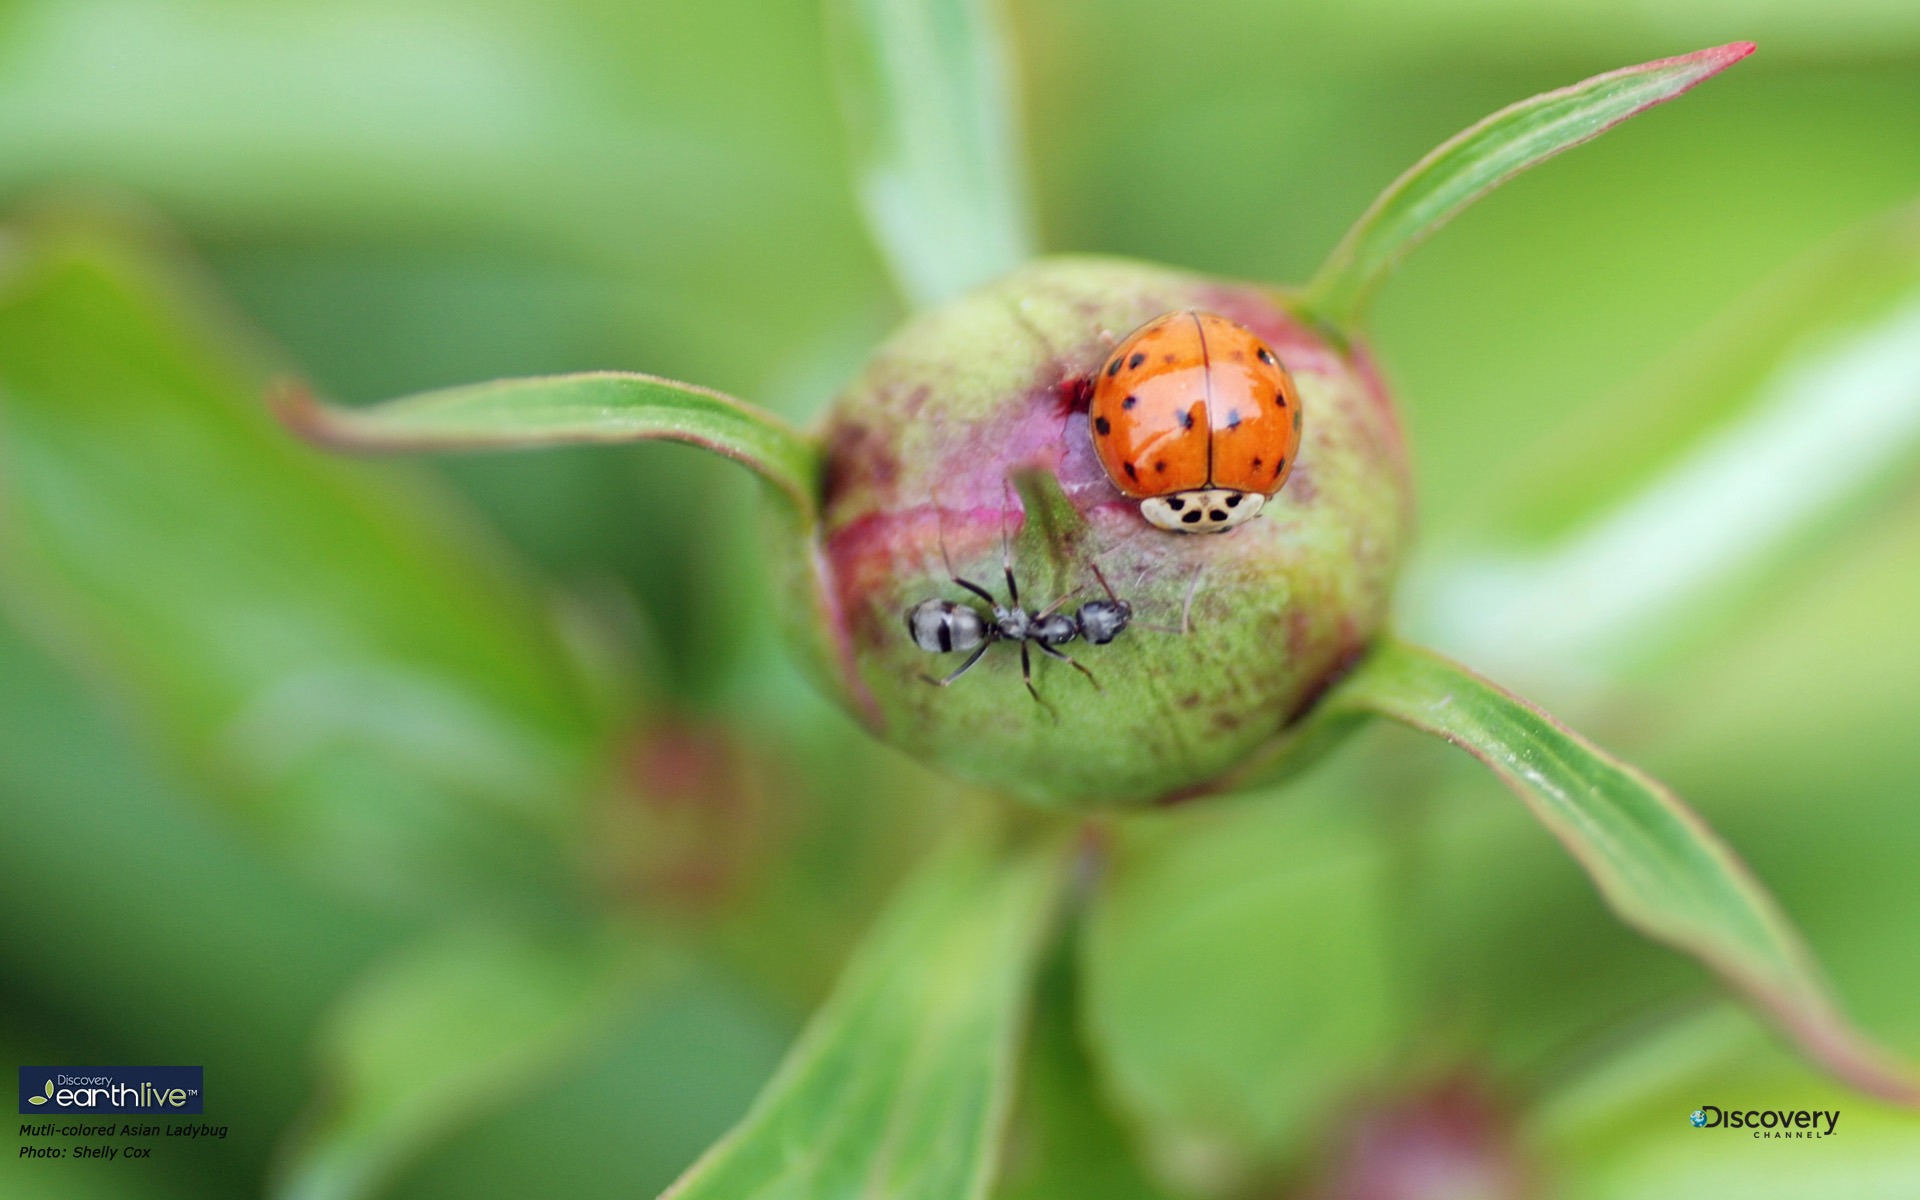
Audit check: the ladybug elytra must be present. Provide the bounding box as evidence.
[1089,310,1302,533]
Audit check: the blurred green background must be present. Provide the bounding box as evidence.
[1,1,1917,1197]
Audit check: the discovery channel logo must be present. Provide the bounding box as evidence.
[18,1068,202,1114]
[1689,1105,1839,1138]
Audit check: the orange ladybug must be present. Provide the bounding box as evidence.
[1089,310,1302,533]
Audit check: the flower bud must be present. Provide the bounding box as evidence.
[798,257,1412,809]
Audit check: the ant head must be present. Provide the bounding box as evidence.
[1077,597,1131,645]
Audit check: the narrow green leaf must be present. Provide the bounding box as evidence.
[1010,466,1092,605]
[1303,42,1754,329]
[663,818,1073,1200]
[1326,637,1920,1105]
[827,0,1037,308]
[1411,200,1920,683]
[0,210,607,905]
[994,949,1170,1200]
[278,372,821,524]
[274,926,642,1200]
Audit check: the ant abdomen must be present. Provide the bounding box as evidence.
[906,599,987,654]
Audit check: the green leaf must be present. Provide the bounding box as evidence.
[1322,637,1920,1105]
[0,209,608,906]
[827,0,1037,308]
[274,925,642,1200]
[1080,780,1402,1181]
[1303,42,1754,329]
[1528,1004,1920,1197]
[993,949,1170,1200]
[662,817,1073,1200]
[1411,199,1920,684]
[278,372,821,524]
[1009,466,1093,607]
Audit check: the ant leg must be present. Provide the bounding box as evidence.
[920,641,991,687]
[952,576,999,608]
[998,483,1022,609]
[1036,584,1087,620]
[932,484,1005,609]
[1038,642,1101,691]
[1020,642,1060,721]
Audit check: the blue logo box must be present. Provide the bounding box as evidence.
[18,1067,203,1115]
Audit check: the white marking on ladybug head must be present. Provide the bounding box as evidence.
[1140,489,1264,533]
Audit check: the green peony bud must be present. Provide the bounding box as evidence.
[802,257,1412,809]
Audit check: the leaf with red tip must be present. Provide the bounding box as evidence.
[1304,42,1755,329]
[277,372,822,523]
[1322,637,1920,1106]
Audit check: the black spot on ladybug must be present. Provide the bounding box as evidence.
[1181,510,1202,524]
[1275,455,1287,473]
[1258,347,1278,367]
[1178,408,1194,430]
[1106,357,1122,377]
[1293,408,1302,431]
[1167,496,1186,511]
[1094,415,1111,435]
[1124,462,1138,481]
[1225,409,1242,429]
[1129,352,1146,369]
[1162,352,1177,364]
[1252,456,1264,469]
[1225,494,1242,507]
[1275,390,1288,408]
[1154,459,1166,473]
[1209,509,1228,522]
[1122,394,1138,410]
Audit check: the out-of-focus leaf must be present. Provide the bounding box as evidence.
[278,372,821,523]
[662,817,1072,1200]
[1411,200,1920,685]
[0,209,611,905]
[1303,42,1753,329]
[993,951,1170,1200]
[1081,779,1402,1185]
[1323,637,1920,1106]
[827,0,1037,307]
[274,925,643,1200]
[1527,1005,1920,1199]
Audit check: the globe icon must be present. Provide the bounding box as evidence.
[1689,1109,1708,1127]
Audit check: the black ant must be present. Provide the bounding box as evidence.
[905,557,1133,703]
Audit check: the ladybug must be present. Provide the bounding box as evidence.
[1089,310,1302,533]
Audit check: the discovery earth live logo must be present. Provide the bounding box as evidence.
[1689,1105,1839,1139]
[18,1068,202,1115]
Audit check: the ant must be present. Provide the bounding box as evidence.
[905,555,1132,703]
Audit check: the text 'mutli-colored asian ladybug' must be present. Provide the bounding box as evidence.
[1089,310,1303,533]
